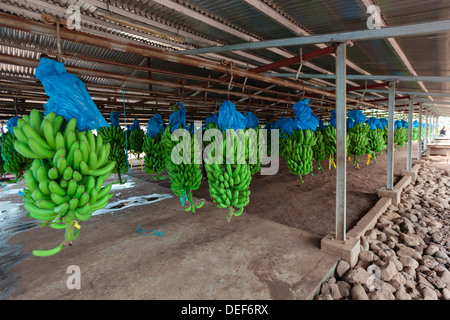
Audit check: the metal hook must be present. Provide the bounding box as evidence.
[295,48,304,81]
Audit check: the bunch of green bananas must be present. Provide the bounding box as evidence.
[283,129,316,182]
[1,130,33,179]
[366,128,386,163]
[347,123,370,167]
[0,143,5,175]
[394,127,408,150]
[97,125,126,148]
[14,109,116,257]
[98,125,128,184]
[143,131,166,180]
[204,128,251,221]
[248,125,265,175]
[162,125,203,213]
[323,125,337,165]
[312,129,326,171]
[412,127,419,141]
[129,127,145,159]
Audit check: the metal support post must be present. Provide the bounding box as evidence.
[407,97,414,170]
[335,42,347,242]
[387,81,396,190]
[418,104,423,160]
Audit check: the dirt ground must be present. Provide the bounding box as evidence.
[1,142,424,300]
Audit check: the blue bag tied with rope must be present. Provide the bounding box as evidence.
[243,111,259,129]
[379,118,388,128]
[218,100,246,131]
[35,57,109,132]
[318,119,326,130]
[169,102,187,132]
[205,113,218,128]
[367,117,383,130]
[276,117,297,136]
[329,110,337,128]
[127,118,140,132]
[6,116,20,134]
[347,109,367,125]
[292,99,319,131]
[110,111,121,127]
[147,113,166,138]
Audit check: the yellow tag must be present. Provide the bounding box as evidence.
[357,163,360,169]
[329,154,332,170]
[332,161,337,169]
[348,156,351,162]
[367,154,371,166]
[140,159,144,171]
[73,221,81,229]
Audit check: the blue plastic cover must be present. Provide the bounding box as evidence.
[318,119,326,130]
[329,110,337,128]
[394,120,402,130]
[169,102,187,133]
[400,119,408,128]
[127,118,140,132]
[147,113,166,138]
[6,116,20,134]
[413,120,419,128]
[110,112,121,127]
[292,99,319,131]
[347,109,366,125]
[347,118,355,130]
[367,117,383,130]
[264,121,276,130]
[187,122,195,134]
[205,113,218,127]
[218,100,246,131]
[243,111,260,129]
[35,57,109,132]
[379,118,388,128]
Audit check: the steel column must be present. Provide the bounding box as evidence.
[387,82,396,190]
[418,104,423,160]
[335,43,347,242]
[425,108,429,148]
[407,97,414,170]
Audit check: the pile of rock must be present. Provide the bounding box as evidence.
[316,163,450,300]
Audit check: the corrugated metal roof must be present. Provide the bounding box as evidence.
[0,0,449,119]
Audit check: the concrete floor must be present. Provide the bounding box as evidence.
[5,174,339,300]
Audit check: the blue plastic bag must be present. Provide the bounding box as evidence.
[347,109,366,125]
[205,113,218,128]
[147,114,166,138]
[347,118,355,130]
[292,99,319,131]
[367,117,382,130]
[243,111,259,129]
[127,118,140,132]
[379,118,388,128]
[329,110,337,128]
[413,120,419,128]
[264,121,276,130]
[400,119,408,128]
[110,112,121,127]
[318,120,326,130]
[218,100,246,131]
[6,116,20,134]
[35,57,109,131]
[394,120,402,130]
[169,102,187,133]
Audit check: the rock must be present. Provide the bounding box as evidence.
[419,285,438,300]
[351,284,369,300]
[400,221,415,234]
[438,269,450,287]
[435,250,450,263]
[343,267,371,285]
[359,251,375,263]
[442,288,450,300]
[398,256,419,269]
[387,255,403,272]
[336,281,351,298]
[317,293,333,300]
[389,273,406,291]
[395,290,412,300]
[329,283,342,300]
[406,286,422,299]
[335,260,350,279]
[421,255,439,269]
[399,233,421,247]
[382,226,400,237]
[380,261,398,282]
[426,275,447,290]
[396,245,422,261]
[368,289,395,300]
[431,231,443,243]
[388,205,398,212]
[384,211,401,221]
